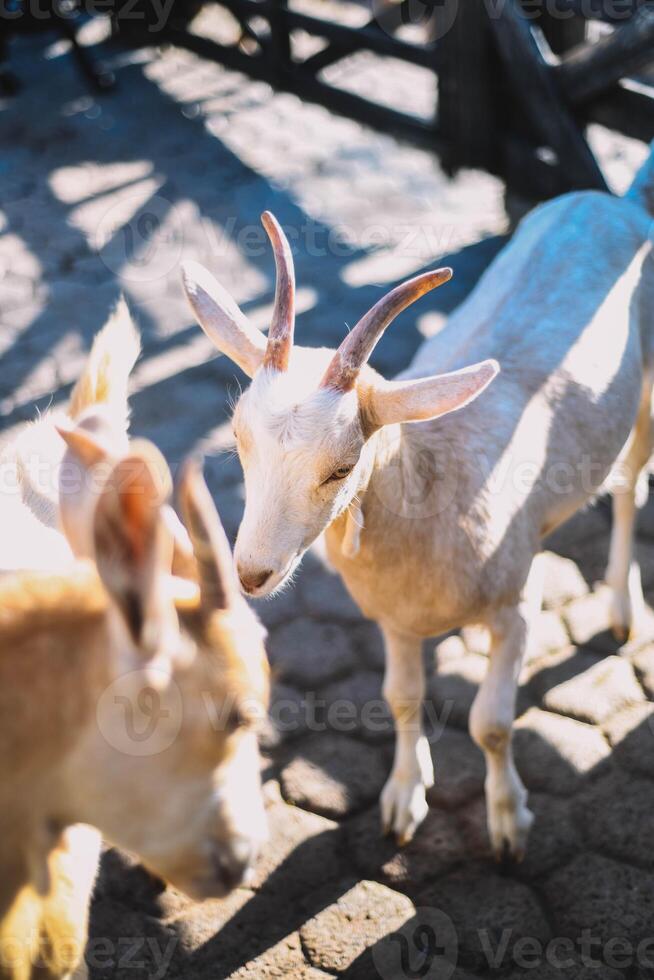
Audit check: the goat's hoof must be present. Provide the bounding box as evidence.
[611,623,631,645]
[380,775,429,846]
[494,836,525,869]
[488,801,533,863]
[609,592,635,646]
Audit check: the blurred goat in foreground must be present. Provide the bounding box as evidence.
[0,310,269,980]
[183,146,654,858]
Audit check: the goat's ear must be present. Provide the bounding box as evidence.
[93,443,172,651]
[177,456,238,616]
[365,360,499,428]
[56,423,108,469]
[181,260,267,378]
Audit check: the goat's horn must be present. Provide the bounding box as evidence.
[261,211,295,372]
[320,268,453,392]
[177,456,236,614]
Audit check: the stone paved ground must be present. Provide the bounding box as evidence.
[1,15,653,980]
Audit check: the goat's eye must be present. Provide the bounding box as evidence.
[324,463,355,484]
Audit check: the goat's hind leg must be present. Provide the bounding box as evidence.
[380,626,433,845]
[606,373,654,643]
[469,601,533,861]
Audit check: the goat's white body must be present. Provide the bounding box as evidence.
[326,191,653,635]
[321,187,654,849]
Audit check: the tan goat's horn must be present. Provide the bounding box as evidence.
[320,267,453,392]
[261,211,295,372]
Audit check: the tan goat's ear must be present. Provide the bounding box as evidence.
[366,359,499,429]
[56,423,108,469]
[181,260,267,378]
[177,456,238,616]
[93,443,172,650]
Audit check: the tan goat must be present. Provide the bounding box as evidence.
[0,448,269,980]
[0,303,268,978]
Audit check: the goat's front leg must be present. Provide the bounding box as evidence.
[380,625,433,845]
[469,603,533,861]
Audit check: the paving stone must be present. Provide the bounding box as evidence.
[253,585,306,630]
[637,490,654,540]
[350,620,387,671]
[544,503,610,562]
[503,961,622,980]
[267,617,358,688]
[418,866,551,973]
[265,680,309,746]
[230,933,333,979]
[428,649,487,731]
[94,847,172,918]
[319,670,394,742]
[170,888,255,953]
[525,645,599,703]
[429,639,532,731]
[87,897,179,980]
[280,733,389,819]
[529,609,570,660]
[630,643,654,699]
[541,655,644,725]
[637,539,654,593]
[543,853,654,951]
[513,707,611,795]
[459,625,490,656]
[573,768,654,871]
[300,880,414,975]
[540,550,589,610]
[298,560,361,620]
[172,889,334,978]
[561,588,619,654]
[428,726,486,810]
[346,804,468,889]
[603,702,654,778]
[248,796,347,900]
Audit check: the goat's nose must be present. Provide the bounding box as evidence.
[238,566,272,594]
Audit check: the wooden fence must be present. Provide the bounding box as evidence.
[142,0,653,198]
[2,0,652,197]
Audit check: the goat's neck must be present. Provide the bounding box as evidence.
[337,423,403,559]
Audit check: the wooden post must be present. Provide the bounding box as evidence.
[539,7,586,55]
[556,7,654,104]
[267,0,292,84]
[488,0,608,192]
[437,0,499,174]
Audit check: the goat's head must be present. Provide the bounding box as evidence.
[182,212,499,597]
[58,443,268,900]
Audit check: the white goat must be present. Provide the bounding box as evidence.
[182,156,654,856]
